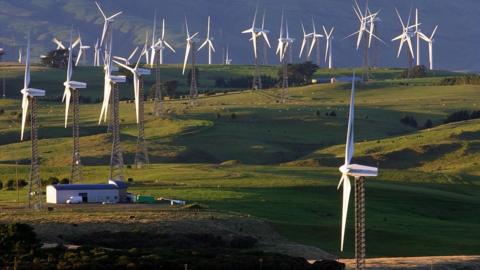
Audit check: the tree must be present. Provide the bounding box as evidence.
[278,61,319,86]
[40,49,71,68]
[0,181,3,190]
[424,119,433,129]
[0,223,40,262]
[6,179,15,190]
[60,178,70,184]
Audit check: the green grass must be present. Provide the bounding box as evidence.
[0,64,479,258]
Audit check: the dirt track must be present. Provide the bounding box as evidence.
[339,256,480,269]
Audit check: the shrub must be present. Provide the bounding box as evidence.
[231,113,237,120]
[424,119,433,129]
[18,179,28,188]
[60,178,70,184]
[444,110,470,124]
[0,223,39,260]
[0,108,4,115]
[127,178,134,183]
[0,181,3,190]
[47,177,59,185]
[400,115,418,128]
[400,65,427,79]
[6,179,15,190]
[329,111,336,117]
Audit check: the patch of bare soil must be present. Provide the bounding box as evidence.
[340,256,480,270]
[0,204,333,261]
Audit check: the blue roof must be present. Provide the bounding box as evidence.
[51,184,119,191]
[109,180,128,189]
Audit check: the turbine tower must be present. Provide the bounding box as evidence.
[63,31,87,183]
[242,6,262,90]
[225,45,232,65]
[337,73,378,270]
[308,17,324,66]
[152,19,176,117]
[114,47,151,168]
[418,26,438,70]
[323,26,335,69]
[96,1,126,181]
[93,39,101,66]
[392,8,419,78]
[20,35,46,210]
[345,0,383,82]
[183,17,200,105]
[276,11,291,103]
[198,16,216,65]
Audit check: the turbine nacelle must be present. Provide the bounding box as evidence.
[21,88,45,97]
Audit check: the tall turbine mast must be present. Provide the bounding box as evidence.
[183,17,200,105]
[21,34,46,210]
[63,30,87,183]
[198,16,216,65]
[242,5,262,89]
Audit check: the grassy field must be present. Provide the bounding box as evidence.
[0,64,478,258]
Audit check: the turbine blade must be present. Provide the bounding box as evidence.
[183,42,191,75]
[345,73,355,165]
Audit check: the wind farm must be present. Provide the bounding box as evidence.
[0,0,479,269]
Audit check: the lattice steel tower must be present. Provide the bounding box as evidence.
[71,89,82,183]
[134,79,149,168]
[109,82,124,181]
[153,50,163,117]
[189,42,198,104]
[355,177,366,270]
[28,98,43,210]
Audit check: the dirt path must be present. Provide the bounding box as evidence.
[339,256,480,269]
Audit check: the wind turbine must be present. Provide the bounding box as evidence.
[52,37,67,50]
[63,30,87,183]
[149,11,157,66]
[225,44,232,65]
[95,1,122,47]
[299,21,313,61]
[242,6,263,89]
[93,39,101,66]
[344,0,383,81]
[114,47,151,168]
[276,10,286,62]
[153,18,176,65]
[415,8,421,66]
[143,31,150,65]
[114,47,139,65]
[198,16,216,65]
[323,26,335,69]
[152,19,176,117]
[183,17,200,102]
[308,17,324,65]
[18,48,23,63]
[75,32,91,66]
[337,73,378,270]
[20,34,46,209]
[418,25,438,70]
[392,8,419,77]
[256,11,271,64]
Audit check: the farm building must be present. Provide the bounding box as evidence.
[46,180,129,204]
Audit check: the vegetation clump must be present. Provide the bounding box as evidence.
[400,115,418,128]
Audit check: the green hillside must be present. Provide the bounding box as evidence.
[0,65,479,258]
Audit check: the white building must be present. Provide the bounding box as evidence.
[46,180,129,204]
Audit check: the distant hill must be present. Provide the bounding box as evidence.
[0,0,478,71]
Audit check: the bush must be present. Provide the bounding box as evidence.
[230,113,237,120]
[400,115,418,128]
[444,110,471,124]
[127,178,134,183]
[400,65,427,79]
[6,179,15,190]
[424,119,433,129]
[47,177,59,185]
[18,179,28,188]
[0,223,39,260]
[0,181,3,189]
[0,108,4,115]
[439,75,480,86]
[60,178,70,184]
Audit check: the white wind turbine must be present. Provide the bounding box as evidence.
[98,53,126,124]
[93,39,101,66]
[225,45,232,65]
[95,1,122,47]
[345,0,381,50]
[114,46,139,65]
[149,11,158,66]
[143,31,150,65]
[21,35,46,141]
[392,8,419,59]
[337,73,378,253]
[299,21,313,60]
[182,17,199,75]
[308,17,324,61]
[418,26,438,70]
[276,10,286,62]
[113,48,150,124]
[323,26,335,69]
[242,6,261,59]
[75,32,91,66]
[198,16,216,65]
[415,8,421,66]
[18,48,23,63]
[52,37,67,50]
[255,11,272,64]
[153,19,176,65]
[63,31,87,127]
